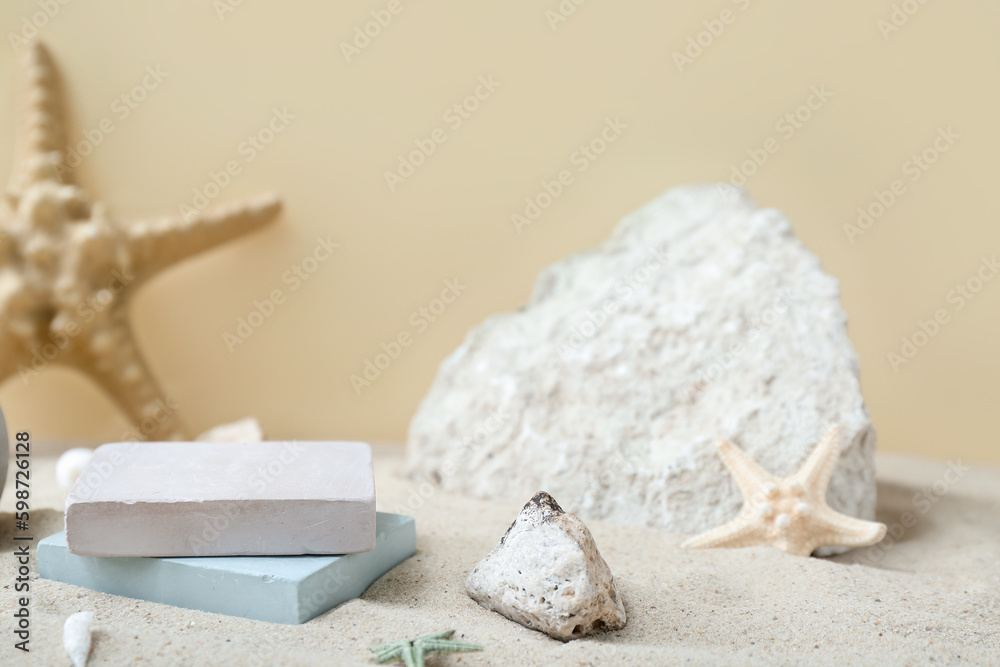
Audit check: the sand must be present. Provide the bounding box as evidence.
[2,446,998,666]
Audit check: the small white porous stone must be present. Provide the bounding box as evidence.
[466,492,626,641]
[56,449,94,490]
[196,417,263,442]
[63,611,93,667]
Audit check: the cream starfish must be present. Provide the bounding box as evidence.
[682,425,886,557]
[0,42,281,439]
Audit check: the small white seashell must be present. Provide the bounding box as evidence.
[63,611,93,667]
[56,449,94,490]
[195,417,264,442]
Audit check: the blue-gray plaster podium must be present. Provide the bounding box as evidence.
[38,512,415,624]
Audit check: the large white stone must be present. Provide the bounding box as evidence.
[407,185,877,545]
[466,492,626,641]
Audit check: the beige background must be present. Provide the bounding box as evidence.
[0,1,996,462]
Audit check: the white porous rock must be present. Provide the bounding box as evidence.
[466,492,626,641]
[407,185,877,553]
[63,611,93,667]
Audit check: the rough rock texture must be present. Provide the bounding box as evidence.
[407,185,877,547]
[465,492,626,641]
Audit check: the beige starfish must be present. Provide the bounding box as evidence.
[0,42,281,440]
[682,425,886,557]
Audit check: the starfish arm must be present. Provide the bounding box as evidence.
[371,641,405,655]
[0,270,45,383]
[715,439,776,500]
[0,330,29,385]
[11,41,67,192]
[417,639,485,653]
[75,308,186,440]
[372,647,403,664]
[793,424,843,494]
[681,514,769,550]
[125,193,281,284]
[416,630,455,641]
[781,539,817,558]
[808,505,887,551]
[401,645,419,667]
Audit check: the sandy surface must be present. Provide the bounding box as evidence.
[2,446,998,666]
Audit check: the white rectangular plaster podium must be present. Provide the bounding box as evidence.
[65,441,376,557]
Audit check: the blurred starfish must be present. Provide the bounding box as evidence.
[682,425,887,557]
[0,42,280,439]
[371,629,483,666]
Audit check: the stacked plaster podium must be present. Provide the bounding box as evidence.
[38,441,416,624]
